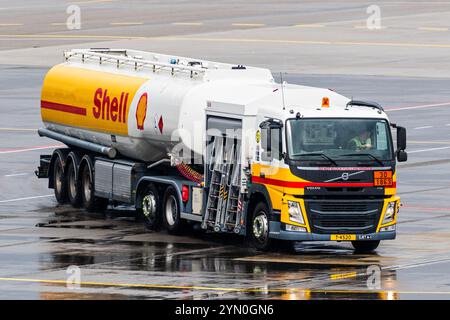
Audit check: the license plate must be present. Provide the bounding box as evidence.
[331,234,356,241]
[374,170,393,187]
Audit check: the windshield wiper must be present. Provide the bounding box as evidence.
[292,153,338,166]
[340,153,384,166]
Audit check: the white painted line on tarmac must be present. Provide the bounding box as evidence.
[409,146,450,154]
[293,24,325,28]
[0,195,53,204]
[4,173,28,177]
[417,27,449,32]
[232,23,265,27]
[0,128,36,131]
[414,126,433,130]
[385,101,450,111]
[0,144,64,154]
[110,22,143,26]
[172,22,203,26]
[353,25,387,30]
[386,257,450,272]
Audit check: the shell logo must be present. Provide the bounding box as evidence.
[136,93,148,130]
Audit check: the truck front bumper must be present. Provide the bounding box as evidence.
[269,222,396,241]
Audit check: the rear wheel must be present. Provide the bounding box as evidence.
[138,184,161,230]
[67,161,81,207]
[351,240,380,253]
[80,162,108,212]
[250,202,274,251]
[162,186,184,234]
[53,157,67,204]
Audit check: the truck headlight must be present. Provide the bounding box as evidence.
[382,201,396,224]
[288,200,304,225]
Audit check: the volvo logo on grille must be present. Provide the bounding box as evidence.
[324,170,365,182]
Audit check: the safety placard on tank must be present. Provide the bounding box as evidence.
[41,65,148,136]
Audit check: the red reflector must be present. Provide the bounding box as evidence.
[182,185,189,202]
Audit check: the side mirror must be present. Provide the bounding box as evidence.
[397,150,407,162]
[396,126,407,151]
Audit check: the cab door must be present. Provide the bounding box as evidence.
[256,119,284,211]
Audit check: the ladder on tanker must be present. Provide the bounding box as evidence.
[203,136,225,230]
[223,143,243,233]
[203,137,242,233]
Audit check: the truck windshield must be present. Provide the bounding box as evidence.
[286,118,394,162]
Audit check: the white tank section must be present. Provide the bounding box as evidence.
[41,49,274,162]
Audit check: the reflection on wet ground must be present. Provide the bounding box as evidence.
[0,199,449,300]
[0,204,406,300]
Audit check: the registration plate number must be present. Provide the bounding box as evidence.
[331,234,356,241]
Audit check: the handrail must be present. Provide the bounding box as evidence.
[64,49,207,78]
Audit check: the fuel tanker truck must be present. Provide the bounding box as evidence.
[36,48,407,251]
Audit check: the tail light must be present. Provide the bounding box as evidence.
[182,185,189,202]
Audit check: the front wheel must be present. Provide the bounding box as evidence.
[250,202,274,251]
[351,240,380,253]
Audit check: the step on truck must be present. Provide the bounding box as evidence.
[36,48,407,252]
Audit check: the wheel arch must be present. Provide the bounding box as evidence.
[245,184,273,232]
[135,177,183,210]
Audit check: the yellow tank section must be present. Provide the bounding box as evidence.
[41,64,148,136]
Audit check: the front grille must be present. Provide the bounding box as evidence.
[305,200,383,234]
[319,202,369,212]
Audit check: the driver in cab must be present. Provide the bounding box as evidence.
[348,126,372,151]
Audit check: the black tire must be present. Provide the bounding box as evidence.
[80,163,109,212]
[53,157,67,204]
[250,202,274,251]
[351,240,380,253]
[66,160,81,207]
[162,186,184,234]
[138,184,161,230]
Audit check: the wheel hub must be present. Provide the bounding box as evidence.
[165,195,177,226]
[55,163,62,193]
[253,213,268,241]
[82,169,91,203]
[142,194,156,218]
[69,166,76,197]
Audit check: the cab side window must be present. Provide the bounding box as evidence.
[261,125,282,161]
